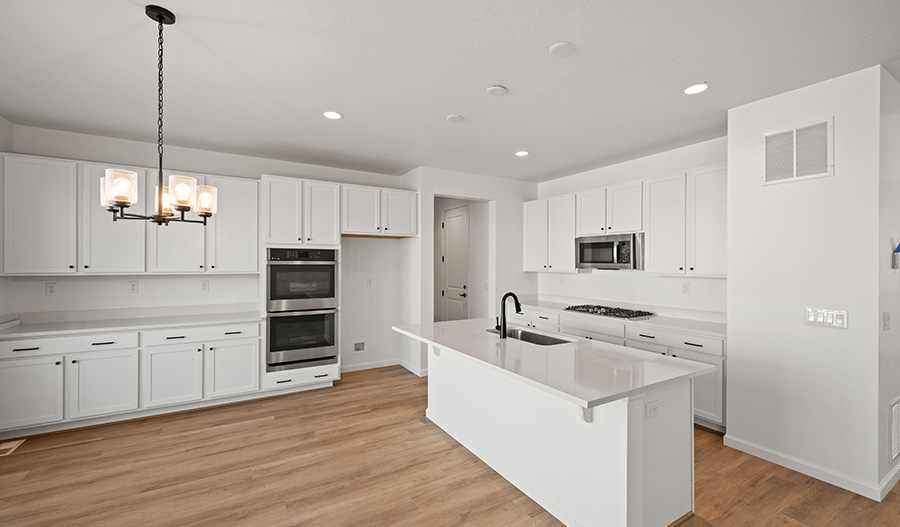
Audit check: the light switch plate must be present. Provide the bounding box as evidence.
[805,307,848,329]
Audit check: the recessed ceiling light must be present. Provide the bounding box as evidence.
[486,85,508,96]
[323,111,343,120]
[549,41,575,58]
[446,114,464,123]
[683,83,708,95]
[515,151,530,157]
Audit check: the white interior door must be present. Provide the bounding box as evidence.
[442,205,469,321]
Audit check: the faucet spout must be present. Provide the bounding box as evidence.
[499,292,522,339]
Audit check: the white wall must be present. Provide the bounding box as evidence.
[0,278,12,318]
[433,197,490,322]
[878,67,900,484]
[0,114,13,152]
[726,66,884,497]
[0,115,12,317]
[536,137,727,317]
[339,237,406,372]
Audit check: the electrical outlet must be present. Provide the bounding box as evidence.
[128,280,139,294]
[200,280,209,292]
[884,311,891,331]
[366,277,374,288]
[681,282,690,295]
[353,341,366,354]
[45,282,57,296]
[645,400,660,419]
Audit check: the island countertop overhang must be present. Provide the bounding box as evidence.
[393,317,714,410]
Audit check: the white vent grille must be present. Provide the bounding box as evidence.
[892,398,900,461]
[762,117,833,185]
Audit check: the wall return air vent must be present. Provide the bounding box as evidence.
[761,117,834,185]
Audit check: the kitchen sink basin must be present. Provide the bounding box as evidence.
[487,328,571,346]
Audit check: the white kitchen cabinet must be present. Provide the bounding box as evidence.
[687,164,727,277]
[146,170,206,273]
[262,175,303,244]
[3,155,77,274]
[575,187,607,236]
[204,338,259,399]
[304,180,341,245]
[81,163,147,274]
[508,306,559,333]
[66,349,139,419]
[0,356,64,430]
[668,347,724,424]
[341,185,417,236]
[141,343,204,408]
[206,175,258,272]
[522,195,576,272]
[644,172,687,274]
[606,180,643,233]
[558,313,626,346]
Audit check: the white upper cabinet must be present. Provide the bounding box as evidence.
[205,175,258,272]
[3,155,77,274]
[575,187,607,237]
[262,175,303,244]
[342,185,417,237]
[304,180,341,245]
[381,189,417,236]
[81,163,146,274]
[687,164,727,277]
[523,195,576,272]
[644,173,687,274]
[146,171,206,273]
[606,180,643,233]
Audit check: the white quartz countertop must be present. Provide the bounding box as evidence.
[527,300,726,338]
[0,312,262,339]
[393,318,714,409]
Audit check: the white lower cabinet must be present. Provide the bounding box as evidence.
[204,339,259,399]
[141,344,204,408]
[668,348,724,424]
[66,349,139,419]
[0,356,64,430]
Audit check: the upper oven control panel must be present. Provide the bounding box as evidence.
[267,248,337,262]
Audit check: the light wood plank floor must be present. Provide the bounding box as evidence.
[1,366,898,526]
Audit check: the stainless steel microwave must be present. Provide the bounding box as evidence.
[576,233,644,270]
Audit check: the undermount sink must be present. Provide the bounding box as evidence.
[487,328,571,346]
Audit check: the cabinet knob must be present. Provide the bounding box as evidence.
[71,360,76,364]
[307,237,311,241]
[55,361,61,366]
[84,265,89,269]
[199,265,204,269]
[689,267,694,271]
[197,348,201,352]
[211,265,215,269]
[69,265,74,269]
[679,267,684,270]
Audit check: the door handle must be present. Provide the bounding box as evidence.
[459,293,467,298]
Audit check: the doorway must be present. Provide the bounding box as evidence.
[434,197,489,322]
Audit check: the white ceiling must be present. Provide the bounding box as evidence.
[1,1,899,183]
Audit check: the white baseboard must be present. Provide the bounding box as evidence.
[340,359,401,373]
[879,457,900,501]
[399,360,428,377]
[723,433,883,501]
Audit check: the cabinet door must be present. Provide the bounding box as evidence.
[688,164,727,277]
[342,185,381,234]
[523,199,548,271]
[0,356,64,430]
[382,189,417,236]
[626,340,669,356]
[204,339,259,399]
[606,180,642,233]
[141,344,204,408]
[644,173,687,274]
[547,194,576,272]
[146,171,206,273]
[669,347,724,425]
[304,180,341,245]
[3,155,77,274]
[576,187,607,236]
[66,349,138,419]
[206,176,258,272]
[81,163,146,273]
[263,176,303,244]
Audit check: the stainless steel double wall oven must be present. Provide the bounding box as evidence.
[266,248,338,372]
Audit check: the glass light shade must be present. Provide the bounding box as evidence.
[153,186,174,216]
[99,176,112,208]
[196,185,218,215]
[168,174,197,211]
[103,169,139,207]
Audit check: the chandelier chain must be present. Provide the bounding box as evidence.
[157,19,164,172]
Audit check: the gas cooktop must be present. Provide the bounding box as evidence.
[564,304,654,320]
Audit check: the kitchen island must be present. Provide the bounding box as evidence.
[393,318,714,527]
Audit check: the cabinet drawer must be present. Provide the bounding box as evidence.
[626,325,723,356]
[559,314,625,339]
[261,364,339,390]
[142,323,259,346]
[518,307,559,326]
[0,332,139,359]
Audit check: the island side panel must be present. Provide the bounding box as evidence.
[425,344,629,527]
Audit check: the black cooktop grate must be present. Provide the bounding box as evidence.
[564,304,654,320]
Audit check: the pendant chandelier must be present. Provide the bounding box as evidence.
[101,5,216,226]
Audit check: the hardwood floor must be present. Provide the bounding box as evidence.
[1,365,898,526]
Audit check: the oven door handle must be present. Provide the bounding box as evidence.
[268,310,337,317]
